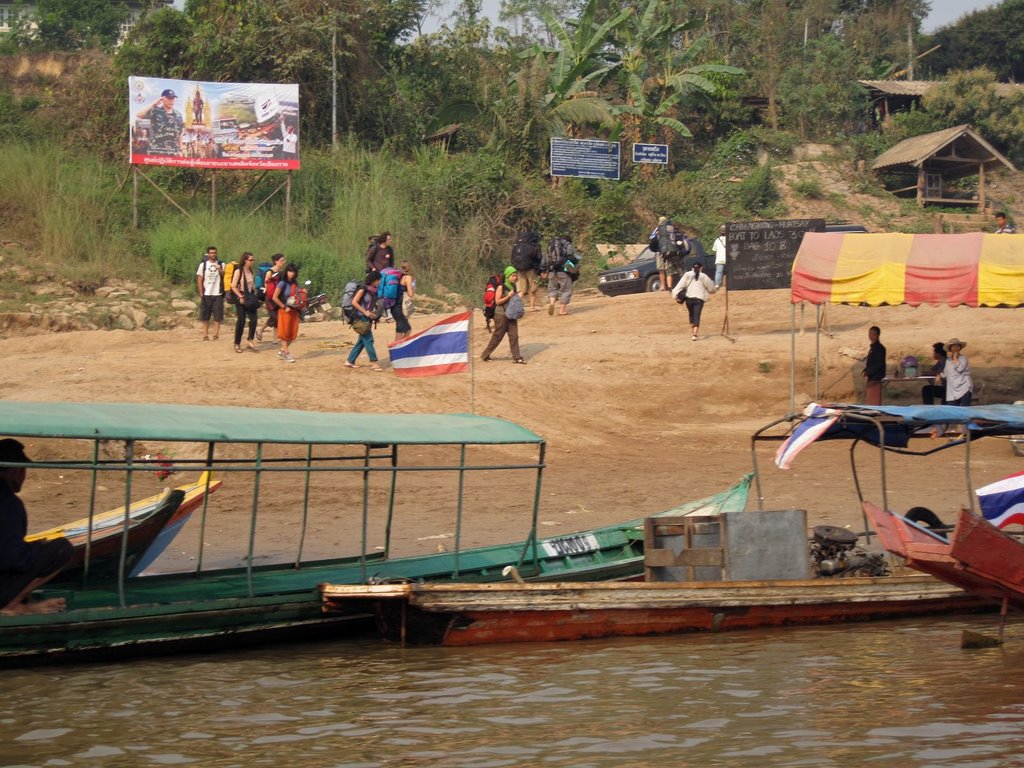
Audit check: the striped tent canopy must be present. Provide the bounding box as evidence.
[791,232,1024,307]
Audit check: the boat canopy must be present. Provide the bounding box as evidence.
[0,402,544,446]
[776,403,1024,450]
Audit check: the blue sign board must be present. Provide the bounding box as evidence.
[550,138,620,180]
[632,143,669,164]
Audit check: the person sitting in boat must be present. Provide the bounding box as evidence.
[904,506,951,532]
[0,439,73,615]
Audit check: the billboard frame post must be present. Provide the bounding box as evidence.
[132,167,138,229]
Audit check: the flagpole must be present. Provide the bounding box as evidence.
[468,306,476,414]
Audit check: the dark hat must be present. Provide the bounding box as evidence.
[161,89,177,99]
[0,438,31,464]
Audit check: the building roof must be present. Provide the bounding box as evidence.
[871,124,1015,172]
[860,80,1024,98]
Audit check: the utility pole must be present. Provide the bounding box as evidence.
[332,26,338,150]
[907,20,915,80]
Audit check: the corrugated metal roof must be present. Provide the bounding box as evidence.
[871,124,1014,171]
[860,80,1024,98]
[0,402,544,445]
[859,80,938,96]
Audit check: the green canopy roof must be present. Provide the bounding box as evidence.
[0,402,544,445]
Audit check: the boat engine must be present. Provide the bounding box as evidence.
[809,525,888,577]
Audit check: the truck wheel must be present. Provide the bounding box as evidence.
[645,275,661,292]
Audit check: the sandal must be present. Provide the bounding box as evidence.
[513,358,527,365]
[344,361,358,369]
[370,364,384,372]
[202,336,209,342]
[212,335,219,341]
[247,342,258,352]
[235,345,243,353]
[255,330,263,342]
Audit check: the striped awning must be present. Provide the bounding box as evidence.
[791,233,1024,307]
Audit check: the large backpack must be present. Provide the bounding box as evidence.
[254,262,273,296]
[511,232,540,272]
[341,279,364,323]
[222,261,240,304]
[264,271,282,309]
[483,273,501,322]
[543,238,574,272]
[376,267,402,309]
[647,228,660,253]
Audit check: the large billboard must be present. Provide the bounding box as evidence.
[129,77,300,170]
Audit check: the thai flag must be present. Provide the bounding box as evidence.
[976,471,1024,529]
[388,311,470,378]
[774,404,839,470]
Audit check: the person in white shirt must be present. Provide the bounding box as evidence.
[671,262,718,341]
[712,224,727,287]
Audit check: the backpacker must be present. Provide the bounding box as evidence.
[341,280,363,323]
[647,228,660,253]
[511,232,540,272]
[254,262,273,297]
[483,273,501,328]
[543,237,574,272]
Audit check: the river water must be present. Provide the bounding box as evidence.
[3,615,1023,768]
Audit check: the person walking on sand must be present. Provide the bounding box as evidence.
[481,266,526,364]
[391,262,416,342]
[231,252,260,353]
[671,261,717,341]
[196,245,225,341]
[862,325,886,406]
[272,263,301,363]
[346,271,384,371]
[0,439,73,616]
[256,253,286,343]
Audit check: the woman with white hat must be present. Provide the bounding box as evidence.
[939,338,972,407]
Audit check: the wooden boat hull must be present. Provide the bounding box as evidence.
[864,503,1024,612]
[320,576,989,647]
[0,477,752,662]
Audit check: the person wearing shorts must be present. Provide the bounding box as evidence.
[196,245,224,341]
[257,253,286,342]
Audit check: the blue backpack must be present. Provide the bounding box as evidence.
[377,268,402,309]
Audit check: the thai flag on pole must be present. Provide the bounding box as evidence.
[774,404,839,470]
[388,311,470,378]
[976,471,1024,529]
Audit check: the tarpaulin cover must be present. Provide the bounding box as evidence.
[791,233,1024,307]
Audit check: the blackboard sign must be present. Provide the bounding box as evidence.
[726,218,825,290]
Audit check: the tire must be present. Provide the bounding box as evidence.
[645,274,661,292]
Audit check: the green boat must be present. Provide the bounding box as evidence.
[0,402,750,663]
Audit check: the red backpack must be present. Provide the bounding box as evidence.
[483,274,501,321]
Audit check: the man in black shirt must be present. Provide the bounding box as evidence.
[863,325,886,405]
[0,439,73,615]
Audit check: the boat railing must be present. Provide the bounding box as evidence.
[4,435,546,608]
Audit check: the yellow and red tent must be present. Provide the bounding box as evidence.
[791,233,1024,308]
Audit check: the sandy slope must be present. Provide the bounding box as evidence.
[7,284,1024,568]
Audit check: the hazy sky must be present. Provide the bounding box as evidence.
[423,0,1000,35]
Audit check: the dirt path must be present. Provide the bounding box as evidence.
[7,285,1024,567]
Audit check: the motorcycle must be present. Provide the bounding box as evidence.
[296,280,330,322]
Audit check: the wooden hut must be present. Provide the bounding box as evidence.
[871,125,1016,208]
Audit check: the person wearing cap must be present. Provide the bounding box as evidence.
[0,439,73,615]
[671,260,718,341]
[136,88,185,156]
[712,224,727,288]
[481,266,526,363]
